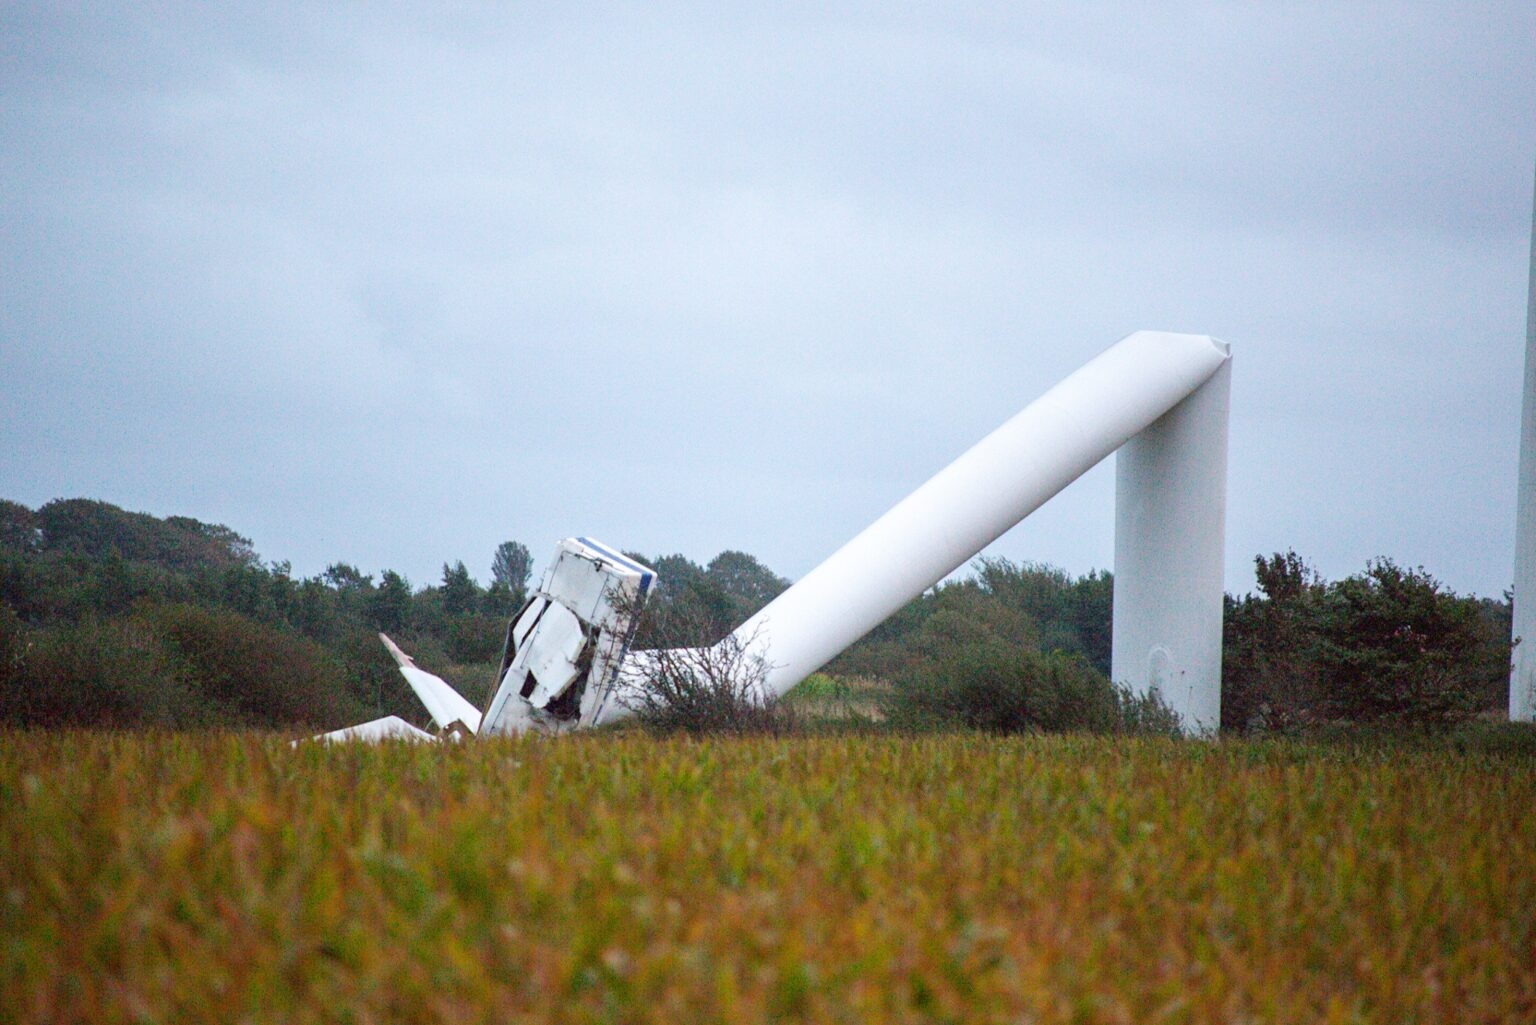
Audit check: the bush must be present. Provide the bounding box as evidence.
[0,610,211,728]
[1224,553,1508,733]
[884,642,1168,735]
[616,585,798,736]
[140,603,368,729]
[620,633,799,736]
[1112,682,1187,737]
[443,613,505,665]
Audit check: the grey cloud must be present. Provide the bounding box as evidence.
[3,3,1534,596]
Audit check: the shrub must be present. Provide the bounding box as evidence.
[140,602,367,729]
[1112,682,1187,737]
[616,584,798,736]
[443,613,505,665]
[1312,560,1500,726]
[885,642,1131,734]
[0,610,211,728]
[1224,553,1508,733]
[620,632,799,736]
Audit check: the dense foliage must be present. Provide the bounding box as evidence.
[0,498,522,730]
[1221,551,1510,732]
[830,558,1113,681]
[828,558,1158,734]
[4,731,1532,1022]
[835,552,1510,735]
[883,643,1182,736]
[0,497,1517,734]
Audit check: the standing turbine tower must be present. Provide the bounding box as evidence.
[1511,167,1536,721]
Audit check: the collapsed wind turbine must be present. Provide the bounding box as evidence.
[322,330,1232,742]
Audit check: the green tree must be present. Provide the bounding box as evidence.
[142,603,366,729]
[491,541,532,594]
[323,562,373,592]
[488,541,533,616]
[0,610,209,728]
[440,561,482,617]
[885,640,1123,734]
[1314,559,1504,726]
[0,500,39,551]
[830,560,1115,681]
[36,499,257,572]
[975,558,1111,672]
[1222,552,1326,731]
[1223,552,1508,732]
[162,515,258,568]
[627,554,720,646]
[1070,569,1114,677]
[705,550,788,614]
[368,570,412,634]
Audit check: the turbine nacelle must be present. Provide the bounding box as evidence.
[312,538,655,743]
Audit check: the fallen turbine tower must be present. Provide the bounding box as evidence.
[322,329,1231,742]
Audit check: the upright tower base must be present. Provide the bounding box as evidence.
[1112,359,1230,733]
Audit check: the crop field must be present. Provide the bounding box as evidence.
[3,731,1533,1024]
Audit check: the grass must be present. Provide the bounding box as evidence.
[783,673,888,722]
[3,730,1533,1023]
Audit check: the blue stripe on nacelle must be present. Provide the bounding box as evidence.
[575,536,656,594]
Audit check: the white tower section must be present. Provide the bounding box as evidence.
[1112,359,1230,732]
[635,330,1232,734]
[1510,168,1536,722]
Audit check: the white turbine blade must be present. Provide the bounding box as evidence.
[379,632,417,668]
[398,666,484,735]
[307,715,438,744]
[379,633,483,734]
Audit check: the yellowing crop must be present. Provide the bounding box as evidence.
[3,732,1532,1023]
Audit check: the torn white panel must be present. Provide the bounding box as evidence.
[512,597,549,652]
[522,603,588,708]
[316,541,652,742]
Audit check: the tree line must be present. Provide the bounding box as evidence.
[0,496,1515,735]
[0,498,788,731]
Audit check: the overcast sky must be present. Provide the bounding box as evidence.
[4,3,1535,599]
